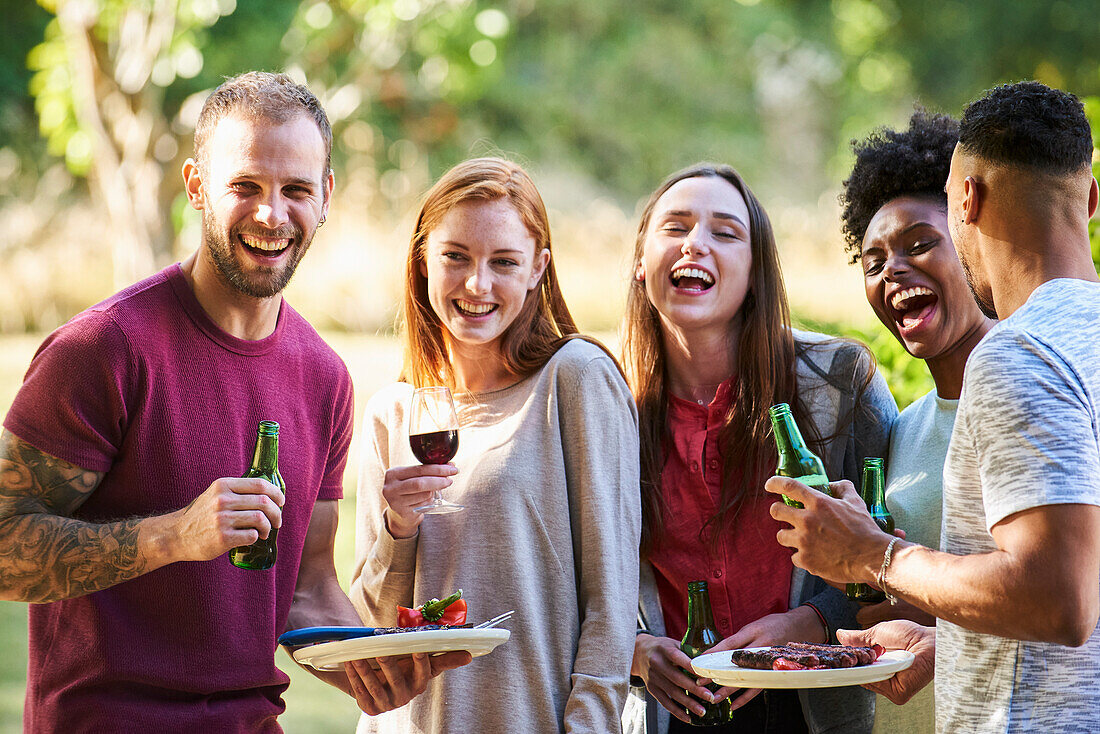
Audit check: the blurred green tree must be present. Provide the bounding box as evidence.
[7,0,1100,330]
[29,0,230,288]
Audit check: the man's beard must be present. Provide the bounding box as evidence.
[959,252,998,320]
[202,210,311,298]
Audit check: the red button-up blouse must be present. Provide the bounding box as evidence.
[650,378,794,641]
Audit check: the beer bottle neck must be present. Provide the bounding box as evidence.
[771,409,806,459]
[251,434,279,473]
[860,459,885,505]
[686,587,716,632]
[868,468,886,507]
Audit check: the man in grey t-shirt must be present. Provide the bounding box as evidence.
[764,81,1100,733]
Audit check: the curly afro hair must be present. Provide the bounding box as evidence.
[960,80,1092,175]
[840,110,959,264]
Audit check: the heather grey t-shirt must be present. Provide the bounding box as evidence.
[938,278,1100,733]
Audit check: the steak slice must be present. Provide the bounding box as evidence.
[784,641,883,665]
[729,643,883,671]
[730,647,823,670]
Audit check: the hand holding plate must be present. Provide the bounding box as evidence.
[836,621,935,704]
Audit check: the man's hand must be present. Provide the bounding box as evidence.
[344,652,472,716]
[161,477,285,563]
[631,634,719,723]
[765,476,896,586]
[381,464,457,538]
[837,621,935,705]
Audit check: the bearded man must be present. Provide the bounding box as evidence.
[1,71,466,733]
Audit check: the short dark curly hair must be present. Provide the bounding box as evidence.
[839,110,959,264]
[959,80,1092,175]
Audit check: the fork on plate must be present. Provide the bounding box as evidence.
[474,610,514,629]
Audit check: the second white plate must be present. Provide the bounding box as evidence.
[293,628,510,671]
[691,647,915,689]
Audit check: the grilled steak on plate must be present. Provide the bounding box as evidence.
[729,642,885,671]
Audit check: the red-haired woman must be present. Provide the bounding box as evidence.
[621,164,896,734]
[349,158,641,733]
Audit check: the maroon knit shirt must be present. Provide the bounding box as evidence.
[4,264,353,733]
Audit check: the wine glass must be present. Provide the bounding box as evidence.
[409,386,465,514]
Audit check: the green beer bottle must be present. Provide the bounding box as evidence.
[229,420,285,570]
[847,457,893,602]
[769,403,831,508]
[680,580,733,726]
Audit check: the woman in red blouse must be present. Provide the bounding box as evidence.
[622,163,897,734]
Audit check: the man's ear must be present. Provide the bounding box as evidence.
[1088,176,1098,219]
[183,159,204,211]
[321,169,335,220]
[962,176,982,225]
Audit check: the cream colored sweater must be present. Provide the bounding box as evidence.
[350,339,642,733]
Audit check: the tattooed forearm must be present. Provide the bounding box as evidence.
[0,514,147,602]
[0,430,149,603]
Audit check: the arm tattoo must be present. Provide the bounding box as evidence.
[0,430,148,603]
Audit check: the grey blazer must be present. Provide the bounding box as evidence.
[623,330,899,734]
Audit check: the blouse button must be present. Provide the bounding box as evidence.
[691,461,700,472]
[713,568,723,578]
[708,460,718,470]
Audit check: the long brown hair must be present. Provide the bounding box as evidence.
[402,157,584,388]
[623,163,824,558]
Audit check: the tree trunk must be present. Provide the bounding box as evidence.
[56,0,176,291]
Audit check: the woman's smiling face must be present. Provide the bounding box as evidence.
[638,175,754,338]
[422,197,549,355]
[860,194,987,360]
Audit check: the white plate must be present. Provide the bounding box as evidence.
[691,647,915,689]
[292,628,510,671]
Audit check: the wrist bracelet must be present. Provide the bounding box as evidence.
[877,537,901,606]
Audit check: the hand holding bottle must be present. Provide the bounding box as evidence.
[164,477,285,563]
[765,476,901,587]
[631,633,720,723]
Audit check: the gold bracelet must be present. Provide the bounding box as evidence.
[877,536,901,606]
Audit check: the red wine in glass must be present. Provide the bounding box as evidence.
[409,429,458,465]
[409,386,464,514]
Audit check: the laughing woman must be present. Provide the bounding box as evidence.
[349,158,641,734]
[622,164,897,734]
[840,110,994,734]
